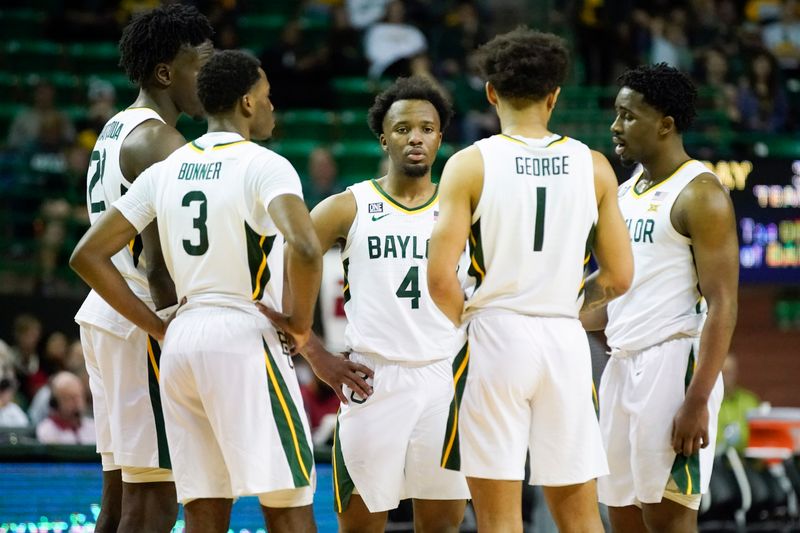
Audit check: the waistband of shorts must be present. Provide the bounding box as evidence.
[465,308,579,323]
[348,351,449,368]
[609,333,698,359]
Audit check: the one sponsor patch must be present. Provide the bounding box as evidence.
[368,202,383,214]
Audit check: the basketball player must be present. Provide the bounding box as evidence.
[427,28,634,532]
[298,76,470,532]
[581,63,738,533]
[71,50,321,532]
[73,5,213,531]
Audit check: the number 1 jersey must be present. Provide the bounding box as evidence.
[463,134,598,320]
[341,180,463,362]
[113,132,303,314]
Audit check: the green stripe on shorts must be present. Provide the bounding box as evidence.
[332,413,355,513]
[670,345,701,494]
[263,338,314,487]
[146,335,171,470]
[441,341,470,471]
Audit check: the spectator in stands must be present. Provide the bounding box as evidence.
[35,371,95,445]
[42,331,68,375]
[435,0,488,77]
[328,5,369,76]
[0,372,28,427]
[346,0,391,29]
[304,146,344,208]
[716,353,760,452]
[259,18,334,108]
[9,314,46,402]
[363,0,428,78]
[76,78,118,142]
[761,0,800,74]
[696,47,741,124]
[649,10,693,72]
[7,80,75,151]
[737,49,789,131]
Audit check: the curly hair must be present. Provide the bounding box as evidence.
[474,27,569,103]
[198,50,261,114]
[367,76,454,136]
[618,63,697,133]
[119,4,213,85]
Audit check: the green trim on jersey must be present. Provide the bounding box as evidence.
[263,339,314,487]
[468,220,486,290]
[578,223,597,299]
[370,179,438,213]
[246,224,276,301]
[145,336,171,469]
[332,414,355,513]
[130,234,144,268]
[342,258,351,303]
[546,135,569,147]
[441,341,470,471]
[671,346,701,494]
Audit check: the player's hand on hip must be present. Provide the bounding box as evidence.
[255,301,311,352]
[671,398,710,457]
[309,351,374,404]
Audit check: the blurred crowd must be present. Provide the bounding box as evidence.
[0,0,798,295]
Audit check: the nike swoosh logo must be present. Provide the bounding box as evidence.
[372,213,390,221]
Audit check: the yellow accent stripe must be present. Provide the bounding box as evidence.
[251,235,268,300]
[441,346,470,468]
[188,143,204,154]
[470,254,485,279]
[498,133,527,146]
[368,181,438,214]
[631,160,696,198]
[578,278,586,292]
[591,381,598,408]
[547,136,569,147]
[342,283,349,293]
[128,238,135,255]
[332,417,342,513]
[264,351,311,483]
[685,463,692,494]
[584,253,591,265]
[146,337,160,382]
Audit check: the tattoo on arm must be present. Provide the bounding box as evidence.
[581,278,618,312]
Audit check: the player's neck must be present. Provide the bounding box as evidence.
[206,116,249,140]
[379,172,436,206]
[641,144,692,184]
[130,89,180,127]
[497,106,552,139]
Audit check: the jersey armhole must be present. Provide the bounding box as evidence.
[340,189,359,258]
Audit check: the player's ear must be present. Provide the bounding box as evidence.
[241,93,253,117]
[153,62,171,88]
[379,134,388,152]
[659,116,675,136]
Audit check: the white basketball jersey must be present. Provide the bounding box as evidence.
[606,160,711,353]
[75,107,164,336]
[463,134,598,320]
[113,132,303,314]
[341,180,462,362]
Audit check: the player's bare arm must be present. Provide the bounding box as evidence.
[301,191,374,403]
[266,193,323,350]
[70,208,166,340]
[122,122,188,310]
[579,150,634,331]
[670,173,738,457]
[428,146,483,326]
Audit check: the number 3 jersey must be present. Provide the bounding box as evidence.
[113,131,303,314]
[75,108,164,336]
[341,180,464,363]
[463,134,597,320]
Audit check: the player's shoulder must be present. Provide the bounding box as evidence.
[445,144,483,170]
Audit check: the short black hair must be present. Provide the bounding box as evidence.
[618,63,697,133]
[367,76,453,136]
[475,27,569,103]
[119,4,213,85]
[198,50,262,114]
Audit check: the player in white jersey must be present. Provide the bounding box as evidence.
[428,28,633,533]
[72,5,213,531]
[296,76,469,532]
[71,50,322,532]
[581,64,738,533]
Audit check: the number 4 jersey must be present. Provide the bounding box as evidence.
[342,180,464,363]
[113,131,303,313]
[463,134,598,321]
